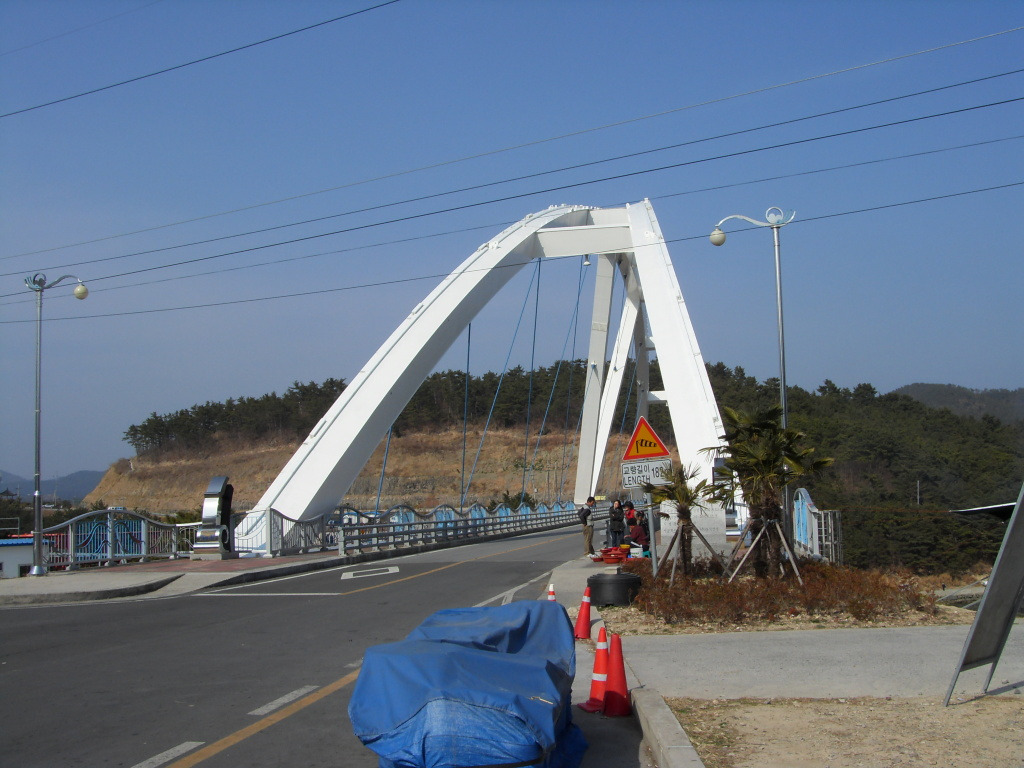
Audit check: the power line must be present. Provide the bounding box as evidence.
[7,25,1022,259]
[16,133,1023,303]
[55,96,1024,283]
[3,180,1019,324]
[0,0,404,119]
[0,0,167,58]
[4,131,1021,308]
[4,88,1021,286]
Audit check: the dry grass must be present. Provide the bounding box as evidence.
[666,695,1024,768]
[84,427,638,514]
[593,559,976,636]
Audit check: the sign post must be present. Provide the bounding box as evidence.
[621,417,672,573]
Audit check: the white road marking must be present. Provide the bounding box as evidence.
[130,742,204,768]
[196,592,344,597]
[201,565,354,594]
[248,685,320,716]
[474,571,552,607]
[340,566,398,579]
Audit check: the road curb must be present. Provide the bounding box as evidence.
[631,688,707,768]
[0,573,182,606]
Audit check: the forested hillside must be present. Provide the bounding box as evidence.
[124,361,1023,513]
[893,382,1024,423]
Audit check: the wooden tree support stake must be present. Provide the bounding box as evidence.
[727,523,767,583]
[721,517,753,578]
[690,521,727,571]
[654,525,681,580]
[773,520,803,585]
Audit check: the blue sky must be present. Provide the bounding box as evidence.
[1,0,1022,481]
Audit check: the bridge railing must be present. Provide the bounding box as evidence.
[39,510,196,569]
[38,500,585,566]
[338,501,580,556]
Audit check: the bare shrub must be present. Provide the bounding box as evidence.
[621,558,937,627]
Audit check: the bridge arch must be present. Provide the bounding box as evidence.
[247,200,727,531]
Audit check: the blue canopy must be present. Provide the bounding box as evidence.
[349,601,587,768]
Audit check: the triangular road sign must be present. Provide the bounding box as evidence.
[622,416,671,461]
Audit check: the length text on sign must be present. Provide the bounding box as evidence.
[621,459,673,488]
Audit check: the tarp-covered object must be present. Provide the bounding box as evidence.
[349,601,587,768]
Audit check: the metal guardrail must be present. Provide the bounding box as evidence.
[336,502,581,556]
[227,501,583,558]
[35,501,586,567]
[38,510,199,569]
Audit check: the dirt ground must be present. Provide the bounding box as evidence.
[667,695,1024,768]
[596,603,1024,767]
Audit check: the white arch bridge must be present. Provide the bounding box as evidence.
[222,200,732,555]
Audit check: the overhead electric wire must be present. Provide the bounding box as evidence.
[4,87,1019,290]
[2,92,1017,300]
[79,134,1024,293]
[3,179,1019,325]
[8,26,1022,260]
[5,130,1020,307]
[0,0,167,57]
[0,0,403,119]
[10,65,1021,280]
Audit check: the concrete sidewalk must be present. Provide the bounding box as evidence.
[0,550,344,605]
[3,553,1021,768]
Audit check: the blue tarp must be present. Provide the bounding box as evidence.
[349,601,587,768]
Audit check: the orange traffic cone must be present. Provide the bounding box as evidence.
[603,632,631,716]
[573,587,592,640]
[577,627,608,713]
[547,583,557,601]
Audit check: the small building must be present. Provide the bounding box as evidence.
[0,538,47,578]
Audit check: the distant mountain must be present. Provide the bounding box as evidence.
[892,384,1024,423]
[0,470,104,503]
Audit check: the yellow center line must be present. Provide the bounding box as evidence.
[335,534,568,596]
[167,669,360,767]
[168,532,572,765]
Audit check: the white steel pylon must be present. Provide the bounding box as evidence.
[248,200,726,526]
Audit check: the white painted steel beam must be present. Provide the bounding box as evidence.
[254,205,607,522]
[247,200,728,541]
[626,200,724,487]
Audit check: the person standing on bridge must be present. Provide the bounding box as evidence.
[579,496,596,556]
[609,499,626,548]
[624,500,637,527]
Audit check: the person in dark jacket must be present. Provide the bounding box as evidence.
[608,499,626,548]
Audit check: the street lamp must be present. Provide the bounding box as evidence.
[24,273,88,575]
[710,208,796,534]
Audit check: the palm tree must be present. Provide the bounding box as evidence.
[708,405,832,578]
[643,464,709,581]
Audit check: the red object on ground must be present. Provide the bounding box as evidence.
[573,587,592,640]
[603,632,631,716]
[547,583,557,601]
[576,627,608,713]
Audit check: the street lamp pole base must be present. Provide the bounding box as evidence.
[29,565,48,576]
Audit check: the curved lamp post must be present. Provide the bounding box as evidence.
[710,208,796,535]
[24,274,88,575]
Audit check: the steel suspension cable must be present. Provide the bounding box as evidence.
[461,263,539,506]
[460,323,471,514]
[527,257,590,502]
[520,259,541,506]
[558,260,589,501]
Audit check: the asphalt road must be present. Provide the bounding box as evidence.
[1,528,603,768]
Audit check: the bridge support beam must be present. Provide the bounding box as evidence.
[242,201,728,550]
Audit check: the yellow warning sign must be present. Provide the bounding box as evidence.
[621,417,671,461]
